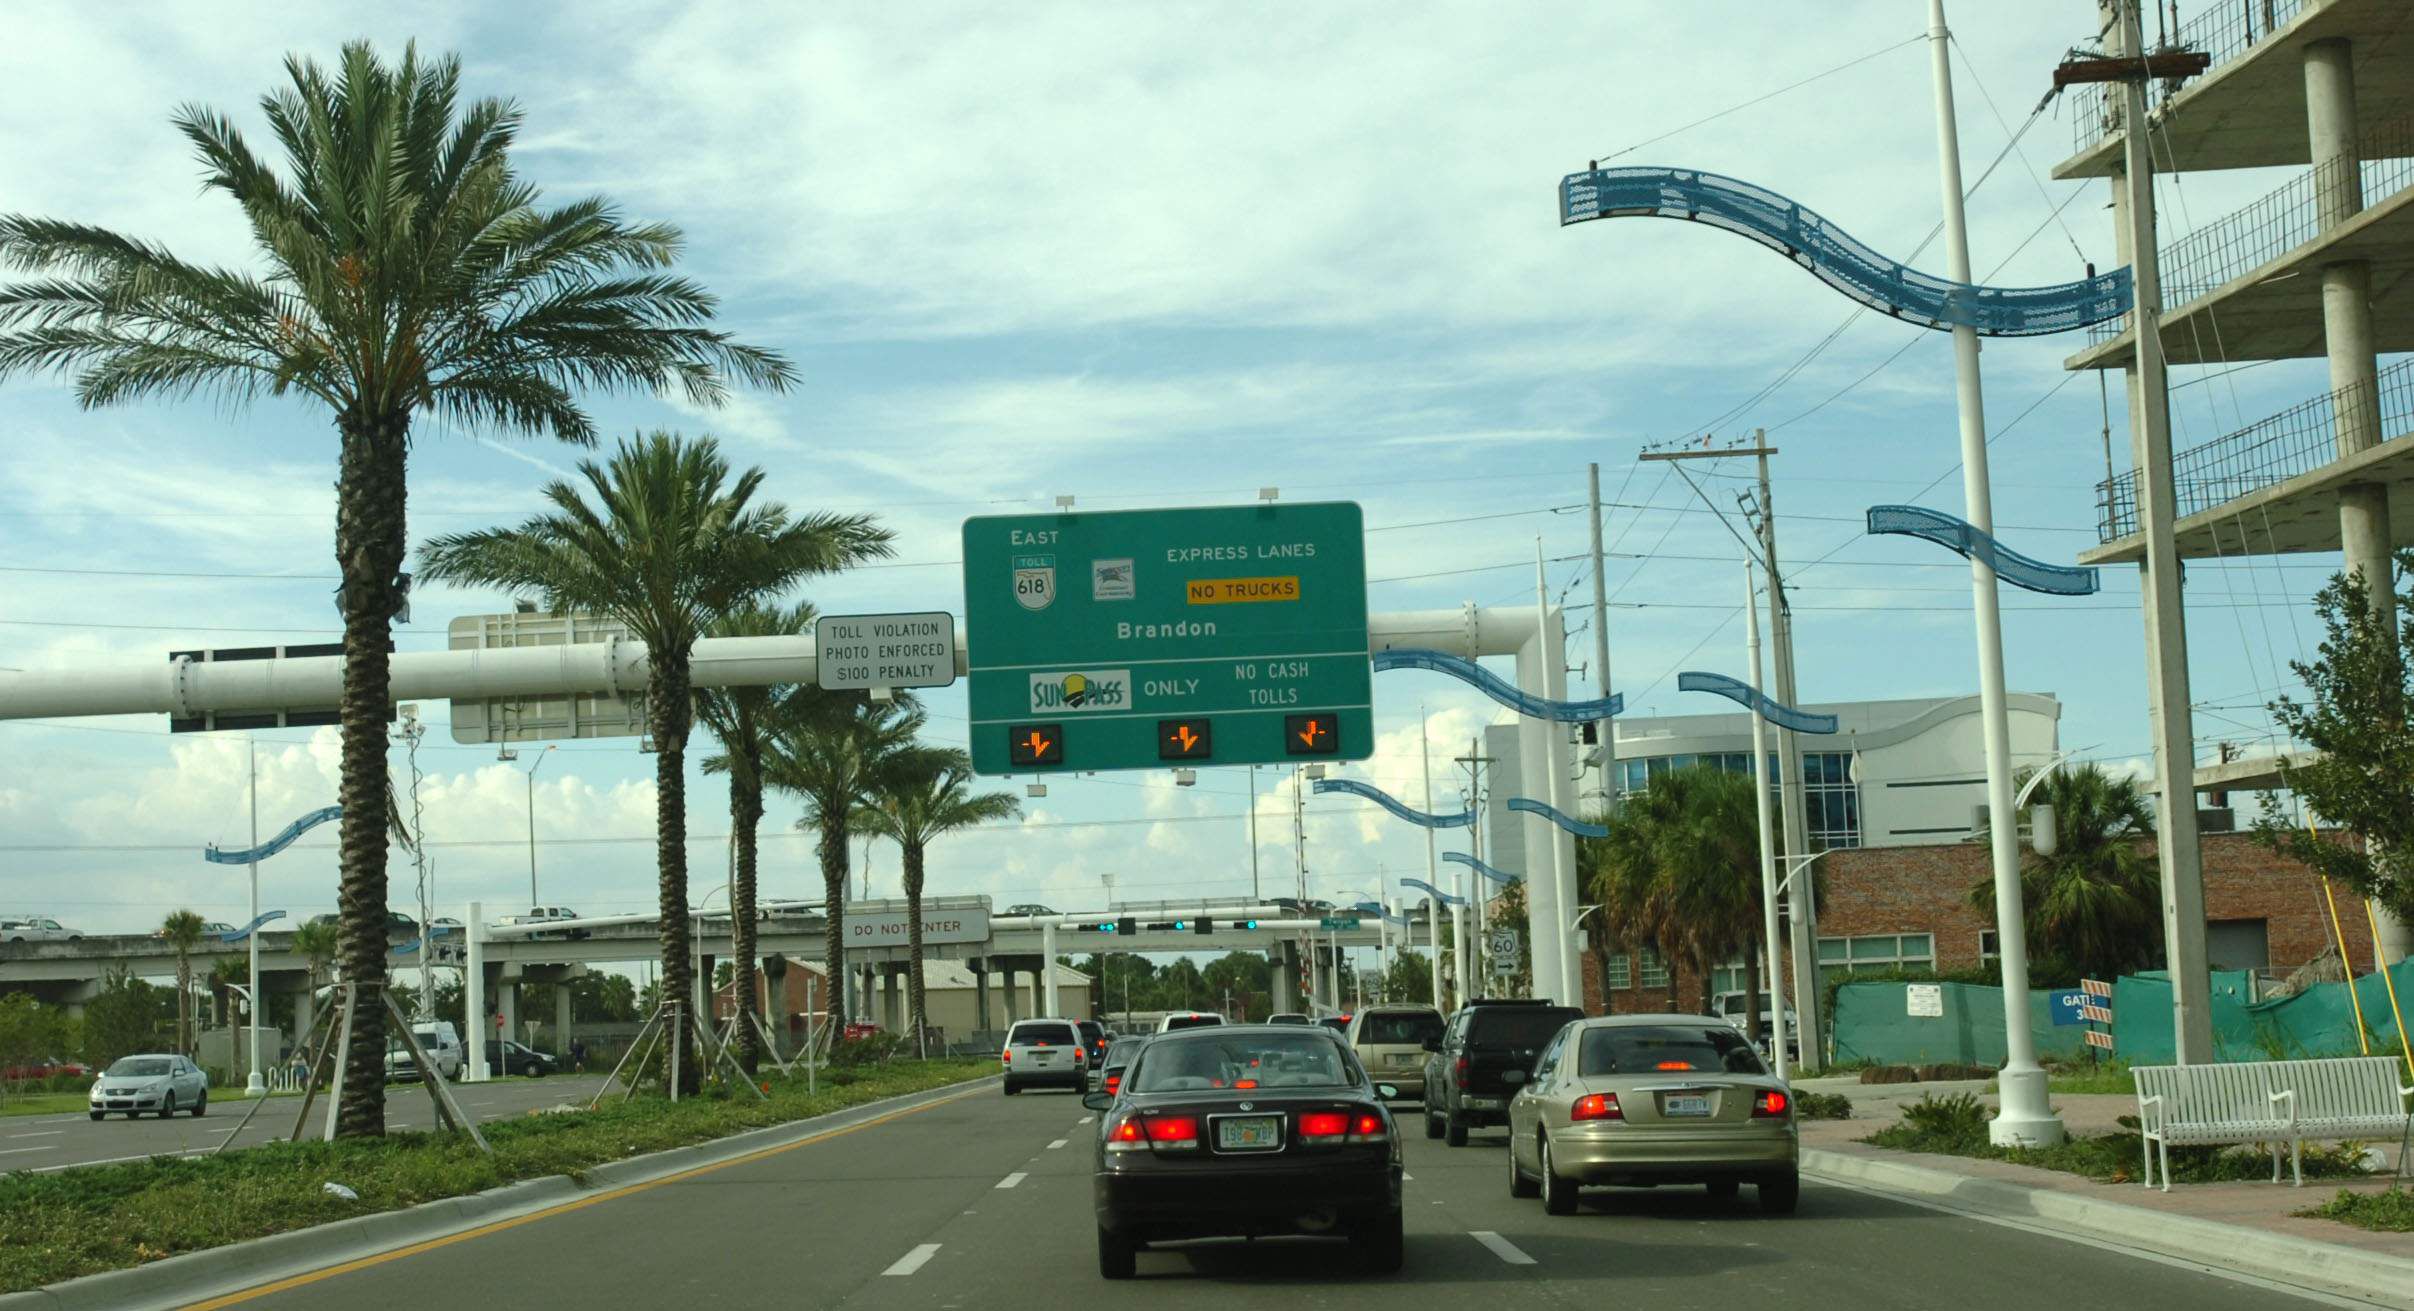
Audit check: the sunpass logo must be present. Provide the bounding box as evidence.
[1030,670,1130,713]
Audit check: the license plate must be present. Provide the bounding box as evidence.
[1391,1053,1419,1067]
[1463,1097,1502,1109]
[1216,1115,1280,1151]
[1665,1094,1711,1117]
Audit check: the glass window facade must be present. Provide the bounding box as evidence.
[1603,952,1633,990]
[1616,749,1861,848]
[1637,946,1671,989]
[1816,933,1935,979]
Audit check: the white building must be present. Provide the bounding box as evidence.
[1482,693,2063,853]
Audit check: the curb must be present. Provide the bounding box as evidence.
[1802,1147,2414,1308]
[2,1071,997,1311]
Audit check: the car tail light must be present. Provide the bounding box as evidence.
[1233,1079,1258,1089]
[1144,1115,1201,1151]
[1454,1055,1468,1090]
[1572,1093,1623,1122]
[1297,1110,1350,1144]
[1655,1060,1696,1071]
[1753,1089,1790,1119]
[1073,1047,1087,1065]
[1107,1114,1148,1153]
[1000,1048,1011,1065]
[1105,1072,1121,1095]
[1347,1112,1388,1144]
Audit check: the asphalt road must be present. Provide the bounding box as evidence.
[4,1074,612,1173]
[182,1078,2355,1311]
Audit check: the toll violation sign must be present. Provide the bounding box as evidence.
[962,503,1371,774]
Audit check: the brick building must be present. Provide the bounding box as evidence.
[1586,831,2375,1015]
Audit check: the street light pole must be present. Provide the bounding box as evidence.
[244,736,264,1097]
[521,745,556,909]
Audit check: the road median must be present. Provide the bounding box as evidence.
[0,1058,995,1308]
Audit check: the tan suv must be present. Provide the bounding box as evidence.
[1345,1005,1444,1102]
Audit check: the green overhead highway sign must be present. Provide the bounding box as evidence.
[963,502,1372,775]
[1319,916,1362,931]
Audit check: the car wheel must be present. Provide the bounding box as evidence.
[1508,1134,1540,1198]
[1540,1135,1578,1216]
[1423,1106,1442,1140]
[158,1093,176,1120]
[191,1093,207,1118]
[1706,1179,1739,1201]
[87,1111,103,1121]
[1350,1209,1405,1274]
[1759,1173,1800,1215]
[1003,1080,1020,1096]
[1096,1224,1136,1280]
[1444,1111,1468,1148]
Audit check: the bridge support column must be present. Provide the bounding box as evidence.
[499,973,520,1058]
[971,960,990,1035]
[1001,966,1020,1025]
[1272,941,1297,1014]
[554,981,573,1057]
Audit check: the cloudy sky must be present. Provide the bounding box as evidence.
[0,3,2346,949]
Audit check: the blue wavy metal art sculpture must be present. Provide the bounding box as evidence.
[204,804,341,865]
[1401,877,1467,907]
[1371,649,1622,723]
[1865,504,2101,596]
[216,910,287,943]
[1442,851,1521,886]
[1507,797,1609,839]
[1676,672,1841,734]
[1559,166,2132,337]
[1313,777,1476,828]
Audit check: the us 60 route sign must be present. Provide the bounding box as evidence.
[962,503,1372,774]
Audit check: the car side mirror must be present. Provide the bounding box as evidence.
[1420,1039,1441,1053]
[1374,1083,1401,1100]
[1502,1069,1527,1087]
[1081,1091,1113,1112]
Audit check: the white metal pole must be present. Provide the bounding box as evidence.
[1588,463,1619,817]
[1247,766,1261,903]
[465,900,488,1082]
[1929,0,2061,1145]
[1042,919,1060,1016]
[244,737,265,1096]
[1743,565,1787,1081]
[1523,544,1568,1005]
[1422,709,1451,1009]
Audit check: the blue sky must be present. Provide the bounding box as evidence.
[0,3,2351,942]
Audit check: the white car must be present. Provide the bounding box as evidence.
[1000,1018,1088,1094]
[1709,991,1800,1057]
[384,1020,465,1082]
[1155,1012,1226,1034]
[90,1054,207,1118]
[2,917,80,943]
[506,906,587,939]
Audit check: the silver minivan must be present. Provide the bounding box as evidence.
[1001,1018,1087,1094]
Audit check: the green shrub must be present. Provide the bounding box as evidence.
[2303,1187,2414,1233]
[1864,1092,2376,1187]
[1794,1090,1853,1121]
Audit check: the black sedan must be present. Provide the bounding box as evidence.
[1085,1024,1404,1278]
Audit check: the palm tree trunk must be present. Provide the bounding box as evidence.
[651,656,698,1095]
[176,955,191,1055]
[731,761,763,1076]
[333,409,408,1138]
[819,814,850,1032]
[904,842,927,1046]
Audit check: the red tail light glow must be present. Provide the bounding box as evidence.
[1233,1079,1258,1089]
[1000,1048,1011,1065]
[1655,1060,1696,1071]
[1454,1055,1469,1089]
[1347,1112,1388,1144]
[1105,1072,1121,1095]
[1572,1092,1623,1122]
[1144,1115,1201,1149]
[1753,1089,1790,1118]
[1107,1114,1147,1152]
[1297,1110,1350,1141]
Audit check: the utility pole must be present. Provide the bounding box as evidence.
[1754,442,1824,1075]
[1421,708,1452,1010]
[1455,741,1496,994]
[243,737,264,1097]
[1588,462,1619,820]
[1743,564,1788,1080]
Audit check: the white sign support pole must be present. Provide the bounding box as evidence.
[465,901,488,1083]
[244,737,265,1097]
[1042,919,1060,1016]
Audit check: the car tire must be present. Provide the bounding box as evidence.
[1003,1080,1020,1096]
[191,1094,206,1118]
[1351,1209,1405,1274]
[1508,1135,1540,1198]
[1444,1111,1468,1148]
[1096,1224,1136,1280]
[1706,1179,1739,1201]
[1423,1106,1442,1139]
[87,1111,102,1121]
[1759,1174,1800,1215]
[1540,1135,1578,1216]
[158,1094,176,1120]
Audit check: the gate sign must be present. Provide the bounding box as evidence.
[962,503,1372,774]
[815,611,957,691]
[2049,989,2090,1026]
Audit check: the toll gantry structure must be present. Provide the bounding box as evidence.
[2059,0,2412,966]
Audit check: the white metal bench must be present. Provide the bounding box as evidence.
[2134,1056,2412,1190]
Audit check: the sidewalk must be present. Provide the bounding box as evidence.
[1796,1076,2414,1304]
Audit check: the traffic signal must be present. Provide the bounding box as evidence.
[1092,920,1118,933]
[1157,718,1212,761]
[1240,918,1259,930]
[1007,723,1064,767]
[1285,712,1340,755]
[1194,917,1214,935]
[1171,920,1189,931]
[1116,916,1137,936]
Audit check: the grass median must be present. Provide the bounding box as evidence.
[0,1057,996,1294]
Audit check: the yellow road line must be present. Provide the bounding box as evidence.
[183,1083,992,1310]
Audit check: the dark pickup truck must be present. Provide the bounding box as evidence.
[1421,999,1586,1146]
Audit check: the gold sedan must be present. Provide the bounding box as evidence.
[1505,1014,1799,1215]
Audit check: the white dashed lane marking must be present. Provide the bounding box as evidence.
[7,1130,65,1139]
[882,1243,942,1276]
[0,1144,57,1156]
[1047,1139,1067,1149]
[1471,1231,1537,1266]
[996,1172,1027,1189]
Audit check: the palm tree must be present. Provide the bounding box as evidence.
[768,693,925,1033]
[1968,763,2161,982]
[698,600,817,1074]
[159,911,207,1055]
[857,747,1019,1045]
[291,919,340,992]
[1583,765,1766,1031]
[421,434,887,1092]
[0,43,794,1134]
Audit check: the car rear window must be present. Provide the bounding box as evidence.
[1358,1012,1443,1045]
[1131,1032,1354,1093]
[1468,1008,1584,1047]
[1011,1023,1077,1046]
[1162,1014,1222,1031]
[1579,1024,1768,1076]
[1104,1038,1147,1065]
